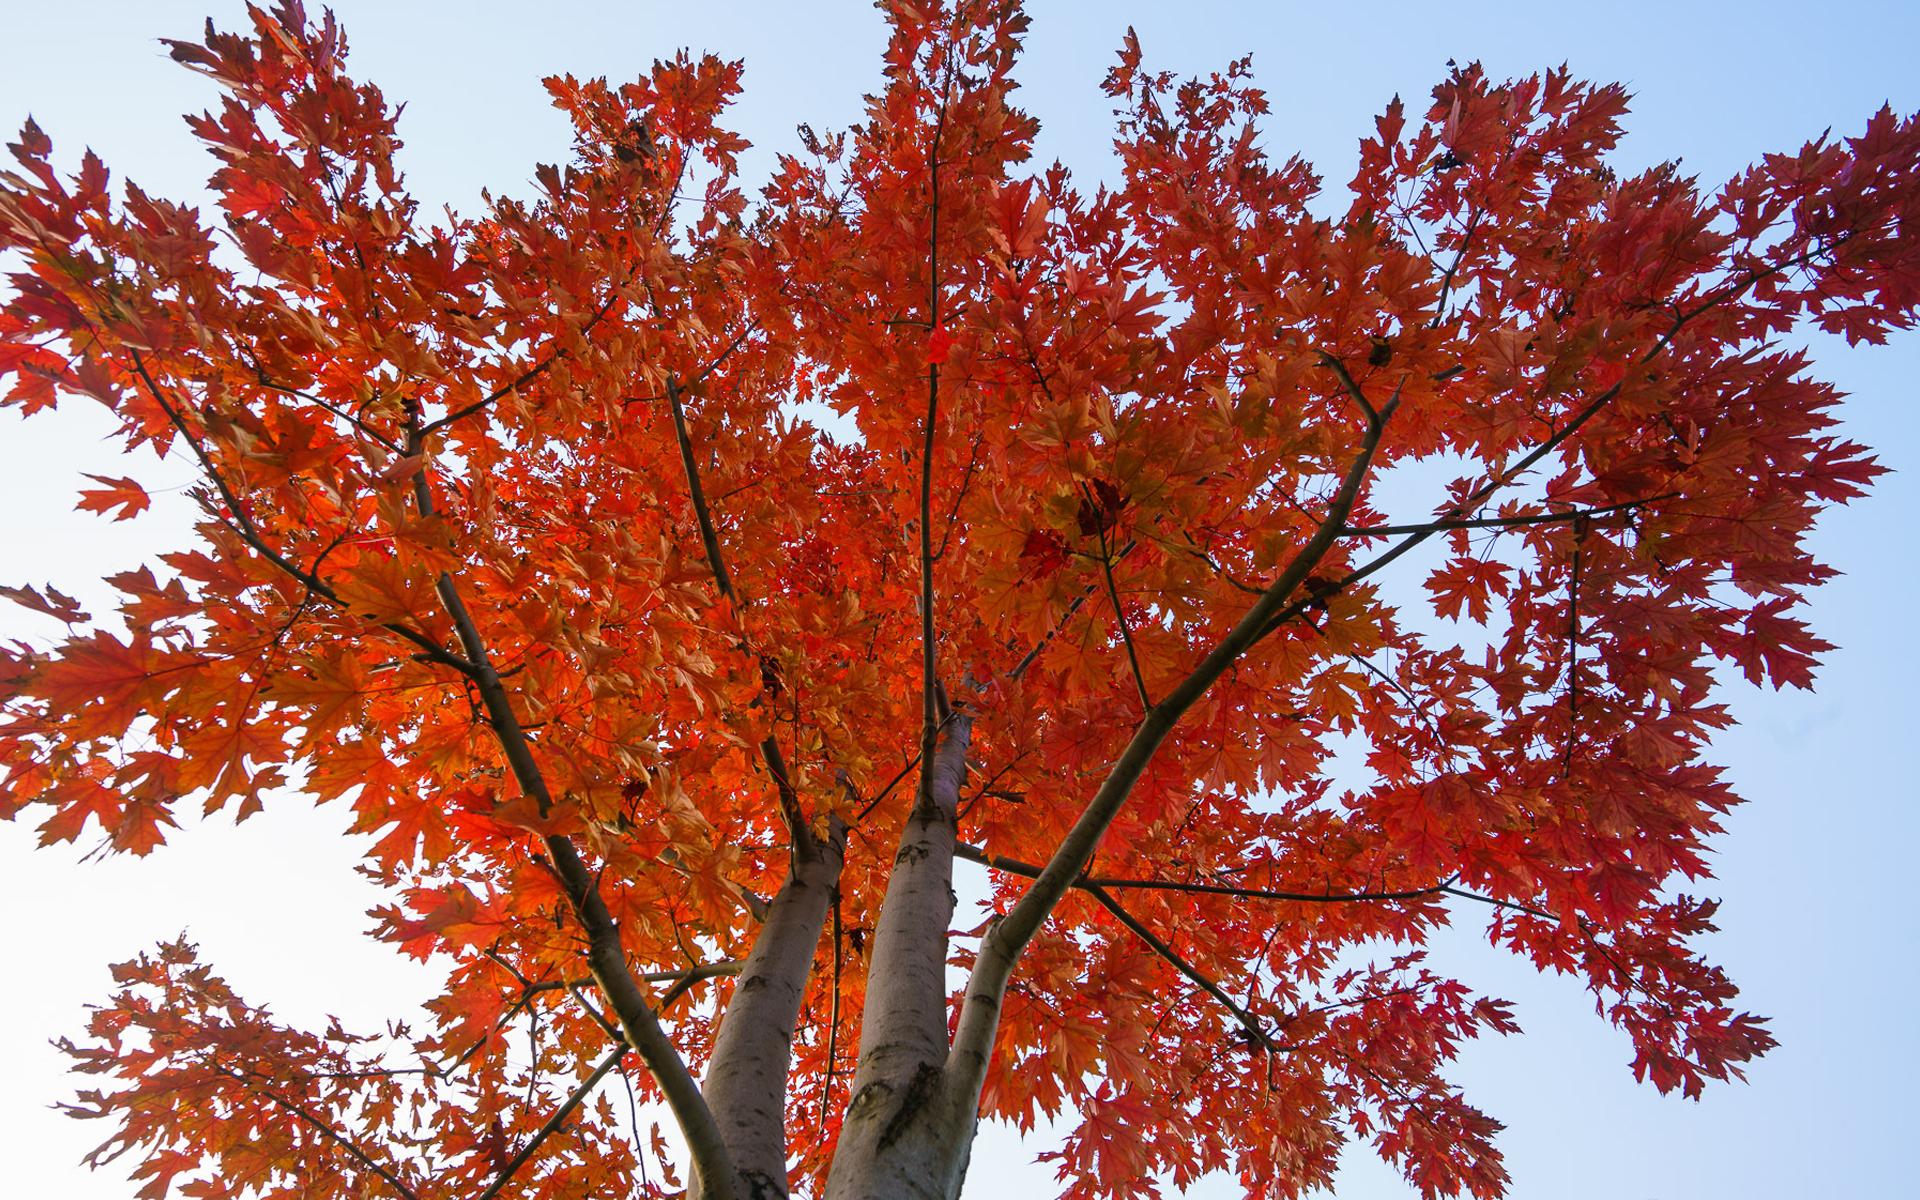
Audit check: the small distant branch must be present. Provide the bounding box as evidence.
[472,1044,626,1200]
[418,290,623,437]
[853,750,925,824]
[1087,486,1151,712]
[516,959,744,999]
[1429,206,1484,329]
[954,842,1454,906]
[1340,494,1673,538]
[665,373,814,855]
[1271,238,1841,643]
[1007,540,1138,682]
[242,355,399,452]
[126,350,479,678]
[1085,884,1284,1057]
[1562,516,1589,777]
[204,1061,419,1200]
[621,318,763,408]
[819,893,844,1133]
[655,959,744,1010]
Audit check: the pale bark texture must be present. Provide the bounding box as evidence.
[699,825,848,1199]
[822,716,974,1200]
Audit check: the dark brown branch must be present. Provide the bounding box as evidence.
[852,750,925,824]
[1263,241,1839,640]
[666,375,739,602]
[1429,206,1484,329]
[1089,488,1152,713]
[517,959,745,999]
[473,1044,626,1200]
[241,354,398,452]
[1085,885,1282,1056]
[436,964,576,1077]
[1007,539,1138,682]
[916,97,949,819]
[622,320,765,411]
[951,379,1402,1104]
[1009,585,1092,682]
[1563,517,1587,775]
[204,1061,418,1200]
[1316,351,1381,424]
[568,982,622,1040]
[961,844,1605,974]
[126,350,479,678]
[417,290,623,437]
[664,374,814,855]
[402,426,736,1200]
[1340,494,1674,538]
[1177,532,1265,597]
[1347,651,1421,709]
[954,842,1454,906]
[934,425,986,562]
[819,892,844,1133]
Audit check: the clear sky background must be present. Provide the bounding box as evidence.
[2,3,1915,1197]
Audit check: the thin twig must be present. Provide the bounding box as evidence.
[665,373,814,854]
[954,842,1455,906]
[204,1061,419,1200]
[473,1044,626,1200]
[1088,484,1152,712]
[1341,494,1673,538]
[916,90,951,817]
[418,290,624,437]
[1086,883,1284,1055]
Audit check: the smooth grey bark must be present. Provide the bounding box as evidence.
[699,823,847,1200]
[822,715,972,1200]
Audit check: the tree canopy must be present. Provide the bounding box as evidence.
[2,3,1917,1198]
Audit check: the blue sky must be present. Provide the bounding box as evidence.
[2,3,1915,1197]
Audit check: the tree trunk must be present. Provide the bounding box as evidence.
[697,823,847,1200]
[822,715,973,1200]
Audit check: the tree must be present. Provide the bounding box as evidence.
[2,2,1916,1198]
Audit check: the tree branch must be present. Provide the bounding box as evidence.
[204,1061,418,1200]
[1563,517,1587,775]
[516,959,746,999]
[473,1044,626,1200]
[947,381,1399,1111]
[665,374,815,857]
[666,375,739,602]
[1088,488,1151,713]
[953,842,1455,906]
[1429,206,1484,329]
[125,350,478,677]
[1317,351,1381,424]
[1340,493,1675,538]
[1084,884,1284,1056]
[416,289,623,438]
[701,821,847,1197]
[820,893,844,1133]
[1007,539,1138,682]
[916,95,949,821]
[1263,246,1829,640]
[402,429,737,1200]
